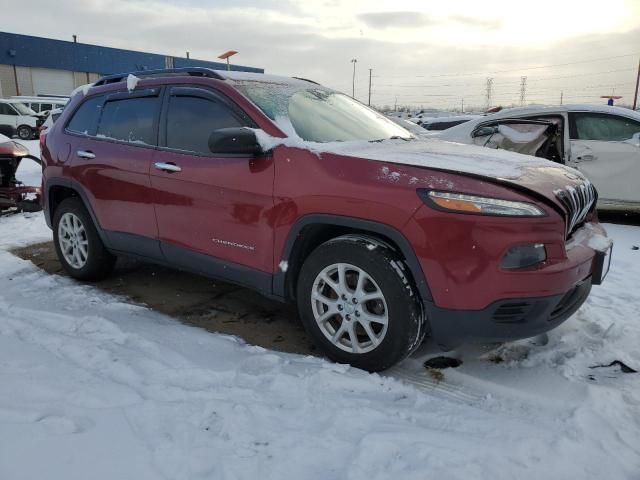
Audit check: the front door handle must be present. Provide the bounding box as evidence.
[77,150,95,159]
[154,162,182,173]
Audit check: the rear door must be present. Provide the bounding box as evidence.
[150,85,275,281]
[65,88,163,257]
[567,112,640,203]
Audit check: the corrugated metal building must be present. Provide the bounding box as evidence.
[0,32,263,97]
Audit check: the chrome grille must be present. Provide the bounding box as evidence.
[554,181,597,238]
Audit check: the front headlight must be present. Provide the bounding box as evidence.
[420,190,546,217]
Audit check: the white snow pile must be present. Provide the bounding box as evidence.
[127,74,140,92]
[70,83,92,98]
[0,213,639,479]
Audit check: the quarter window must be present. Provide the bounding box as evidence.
[66,96,104,135]
[166,89,248,155]
[570,113,640,141]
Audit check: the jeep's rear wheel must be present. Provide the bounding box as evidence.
[297,236,425,372]
[53,197,115,280]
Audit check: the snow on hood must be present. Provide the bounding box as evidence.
[253,125,580,181]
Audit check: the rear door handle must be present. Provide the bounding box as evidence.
[154,162,182,173]
[77,150,95,159]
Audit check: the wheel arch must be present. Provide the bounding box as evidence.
[274,214,433,304]
[45,177,109,246]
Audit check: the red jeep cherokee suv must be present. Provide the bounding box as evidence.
[40,68,612,371]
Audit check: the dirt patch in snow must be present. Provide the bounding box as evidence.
[12,242,315,356]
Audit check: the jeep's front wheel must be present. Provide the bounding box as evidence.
[53,197,115,280]
[297,236,425,372]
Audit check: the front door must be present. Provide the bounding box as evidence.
[150,85,275,285]
[65,88,162,256]
[568,112,640,204]
[0,103,19,133]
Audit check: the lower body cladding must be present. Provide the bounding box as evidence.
[426,277,592,350]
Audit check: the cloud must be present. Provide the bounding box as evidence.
[450,15,502,29]
[357,11,433,29]
[1,0,638,109]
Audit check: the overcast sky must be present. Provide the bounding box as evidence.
[4,0,640,110]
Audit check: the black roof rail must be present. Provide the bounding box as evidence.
[93,67,224,86]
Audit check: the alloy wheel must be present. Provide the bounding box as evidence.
[311,263,389,354]
[58,212,89,269]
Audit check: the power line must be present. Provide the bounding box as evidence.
[370,52,640,79]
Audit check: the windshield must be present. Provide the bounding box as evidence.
[12,102,36,116]
[233,81,412,143]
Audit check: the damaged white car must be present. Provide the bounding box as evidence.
[438,105,640,211]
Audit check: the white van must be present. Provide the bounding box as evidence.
[11,96,68,114]
[0,100,41,140]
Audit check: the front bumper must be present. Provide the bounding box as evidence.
[427,276,593,349]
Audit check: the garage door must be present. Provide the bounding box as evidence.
[31,68,75,96]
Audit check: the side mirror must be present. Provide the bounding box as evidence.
[208,127,263,156]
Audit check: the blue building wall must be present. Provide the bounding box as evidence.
[0,31,263,75]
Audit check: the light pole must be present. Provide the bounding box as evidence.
[351,58,357,98]
[218,50,238,71]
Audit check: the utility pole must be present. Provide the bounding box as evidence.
[394,96,398,111]
[461,98,464,113]
[520,76,527,106]
[485,77,493,109]
[351,58,357,98]
[368,68,372,106]
[560,91,563,105]
[633,57,640,110]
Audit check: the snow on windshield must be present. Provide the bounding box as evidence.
[230,79,411,143]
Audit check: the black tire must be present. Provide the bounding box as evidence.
[53,197,115,280]
[297,235,426,372]
[17,125,33,140]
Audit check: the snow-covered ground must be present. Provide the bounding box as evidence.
[0,212,639,479]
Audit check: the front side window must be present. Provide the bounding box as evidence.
[570,112,640,141]
[0,104,17,115]
[166,89,248,155]
[97,96,159,145]
[40,103,53,112]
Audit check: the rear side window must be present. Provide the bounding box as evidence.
[67,96,104,135]
[97,96,159,145]
[165,88,249,155]
[570,112,640,141]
